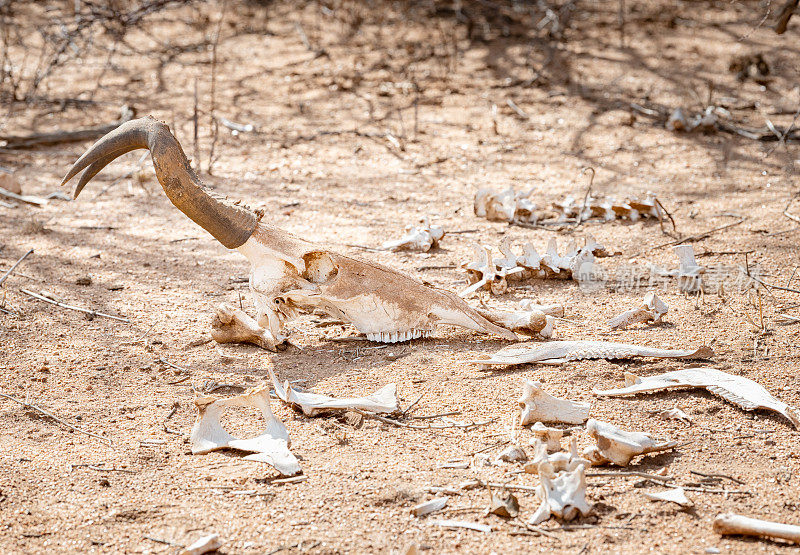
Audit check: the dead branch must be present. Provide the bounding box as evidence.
[20,288,130,323]
[0,106,134,149]
[0,248,33,287]
[0,392,111,445]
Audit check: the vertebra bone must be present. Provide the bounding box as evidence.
[381,216,444,252]
[584,419,676,466]
[607,291,668,329]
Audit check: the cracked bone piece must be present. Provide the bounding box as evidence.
[643,487,693,508]
[584,419,677,466]
[519,380,591,425]
[270,368,398,417]
[713,513,800,544]
[61,117,517,350]
[472,340,713,366]
[487,490,519,518]
[529,462,591,525]
[381,217,445,252]
[495,444,528,463]
[189,386,301,476]
[594,367,800,430]
[180,534,223,555]
[608,292,669,330]
[211,303,281,350]
[674,245,705,293]
[412,497,448,517]
[531,422,564,451]
[653,407,693,426]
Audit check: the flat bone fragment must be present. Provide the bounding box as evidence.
[381,217,445,252]
[495,444,528,463]
[529,463,592,525]
[593,367,800,430]
[412,497,448,517]
[431,520,492,533]
[674,245,705,293]
[180,534,223,555]
[643,487,693,508]
[608,292,669,329]
[653,407,693,426]
[713,513,800,544]
[584,419,677,466]
[270,368,398,417]
[189,386,301,476]
[472,340,713,366]
[519,380,591,425]
[211,303,279,350]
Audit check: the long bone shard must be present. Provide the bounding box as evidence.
[594,367,800,429]
[470,340,713,366]
[61,117,517,347]
[713,513,800,544]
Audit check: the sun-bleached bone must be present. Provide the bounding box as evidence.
[210,303,281,350]
[472,340,713,366]
[61,117,518,351]
[474,186,537,223]
[584,419,677,466]
[713,513,800,544]
[594,367,800,429]
[189,386,301,476]
[608,292,668,330]
[181,534,223,555]
[495,444,528,463]
[525,436,589,475]
[381,217,445,252]
[531,422,565,451]
[653,407,693,426]
[269,368,399,417]
[643,487,693,508]
[519,380,591,425]
[412,497,448,517]
[529,461,591,525]
[487,490,520,518]
[674,245,704,293]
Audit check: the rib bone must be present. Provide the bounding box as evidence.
[471,340,713,366]
[713,513,800,544]
[594,367,800,429]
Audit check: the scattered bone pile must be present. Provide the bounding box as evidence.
[474,186,666,225]
[462,236,610,296]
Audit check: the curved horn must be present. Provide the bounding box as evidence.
[61,116,260,249]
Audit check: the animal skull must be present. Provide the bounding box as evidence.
[61,117,517,348]
[584,419,677,466]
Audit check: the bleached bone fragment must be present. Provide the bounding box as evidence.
[181,534,223,555]
[461,245,514,296]
[270,368,398,417]
[381,217,445,252]
[519,380,591,425]
[211,303,281,350]
[189,386,301,476]
[412,497,448,517]
[431,520,492,533]
[653,407,693,426]
[476,306,550,336]
[594,367,800,430]
[608,292,669,329]
[531,422,564,451]
[487,490,519,518]
[667,108,689,132]
[495,444,528,463]
[529,462,591,525]
[525,436,588,475]
[474,187,538,224]
[472,340,713,366]
[643,487,693,508]
[713,513,800,544]
[584,419,677,466]
[674,245,705,293]
[518,300,565,317]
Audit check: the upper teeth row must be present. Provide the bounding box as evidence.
[366,329,432,343]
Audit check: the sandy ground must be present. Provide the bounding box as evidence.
[1,1,800,553]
